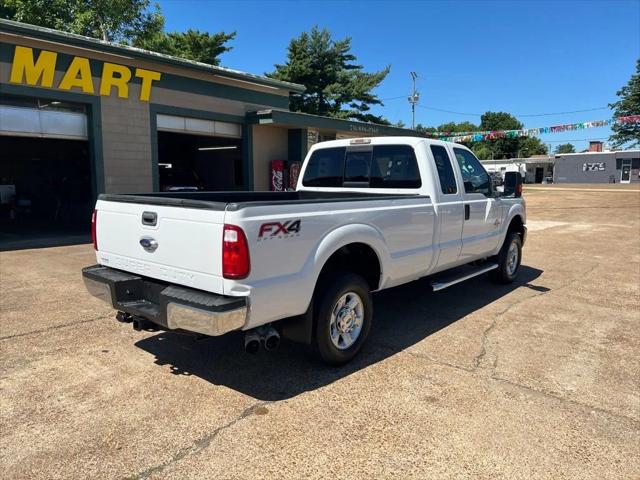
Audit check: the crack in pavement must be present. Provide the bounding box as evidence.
[379,262,640,427]
[129,402,270,480]
[0,314,110,341]
[472,291,544,373]
[473,262,601,375]
[490,374,640,426]
[379,341,640,427]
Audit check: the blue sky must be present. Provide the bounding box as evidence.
[158,0,640,151]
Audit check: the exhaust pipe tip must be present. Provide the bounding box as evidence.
[245,338,260,354]
[244,331,261,354]
[264,332,280,351]
[244,325,279,353]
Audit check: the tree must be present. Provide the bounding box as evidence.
[479,112,547,158]
[609,59,640,148]
[0,0,234,66]
[135,29,235,66]
[416,113,547,159]
[1,0,163,43]
[554,143,576,154]
[267,27,390,123]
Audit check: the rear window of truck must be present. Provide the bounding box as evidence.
[302,145,421,188]
[301,147,346,187]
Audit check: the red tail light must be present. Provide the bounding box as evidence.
[91,209,98,250]
[222,224,250,279]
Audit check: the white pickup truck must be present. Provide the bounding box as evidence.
[83,137,526,365]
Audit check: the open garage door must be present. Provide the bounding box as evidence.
[0,96,92,249]
[157,114,243,191]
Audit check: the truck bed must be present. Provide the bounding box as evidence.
[98,190,422,211]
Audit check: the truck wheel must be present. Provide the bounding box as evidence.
[491,233,522,284]
[314,273,372,365]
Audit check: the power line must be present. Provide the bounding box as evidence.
[379,95,408,102]
[542,137,609,143]
[518,108,611,117]
[415,104,611,117]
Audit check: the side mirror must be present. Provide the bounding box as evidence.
[503,172,523,198]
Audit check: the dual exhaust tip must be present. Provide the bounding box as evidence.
[244,326,280,353]
[117,311,280,352]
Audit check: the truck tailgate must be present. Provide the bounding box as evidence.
[94,198,225,294]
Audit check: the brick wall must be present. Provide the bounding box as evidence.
[100,84,153,193]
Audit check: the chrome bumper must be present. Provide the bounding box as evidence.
[166,303,246,336]
[82,265,247,336]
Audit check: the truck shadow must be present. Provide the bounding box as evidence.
[135,266,545,401]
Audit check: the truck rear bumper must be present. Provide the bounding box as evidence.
[82,265,247,336]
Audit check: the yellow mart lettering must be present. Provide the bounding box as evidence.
[9,46,161,101]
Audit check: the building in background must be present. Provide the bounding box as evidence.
[481,155,555,184]
[553,150,640,184]
[0,20,415,239]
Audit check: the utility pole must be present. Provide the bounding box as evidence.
[408,72,419,130]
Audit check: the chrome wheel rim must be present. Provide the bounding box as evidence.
[506,241,519,276]
[329,291,364,350]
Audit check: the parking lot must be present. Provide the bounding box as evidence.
[1,186,639,479]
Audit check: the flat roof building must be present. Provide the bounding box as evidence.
[481,156,555,183]
[553,150,640,184]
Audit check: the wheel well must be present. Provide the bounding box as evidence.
[319,243,381,291]
[507,215,525,240]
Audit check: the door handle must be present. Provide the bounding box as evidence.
[464,204,470,220]
[142,211,157,226]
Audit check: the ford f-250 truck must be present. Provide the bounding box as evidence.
[83,137,526,365]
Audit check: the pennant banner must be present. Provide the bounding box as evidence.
[423,115,640,143]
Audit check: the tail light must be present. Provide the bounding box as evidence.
[91,209,98,250]
[516,182,523,196]
[222,224,250,279]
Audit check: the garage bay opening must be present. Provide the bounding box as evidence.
[156,114,243,192]
[0,96,93,250]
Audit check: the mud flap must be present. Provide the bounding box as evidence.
[279,304,314,344]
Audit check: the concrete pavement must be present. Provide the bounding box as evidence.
[1,188,639,479]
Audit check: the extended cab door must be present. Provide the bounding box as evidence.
[449,147,502,261]
[429,144,465,268]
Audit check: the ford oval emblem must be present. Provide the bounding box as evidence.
[139,236,158,252]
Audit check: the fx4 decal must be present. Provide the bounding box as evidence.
[258,220,301,240]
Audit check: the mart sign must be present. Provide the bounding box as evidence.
[8,45,161,101]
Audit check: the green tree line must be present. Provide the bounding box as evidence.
[416,112,549,159]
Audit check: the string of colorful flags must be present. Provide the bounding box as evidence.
[422,115,640,143]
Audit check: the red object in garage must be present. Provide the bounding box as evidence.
[289,162,301,190]
[270,160,285,191]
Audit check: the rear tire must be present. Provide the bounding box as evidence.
[313,272,372,365]
[490,233,522,284]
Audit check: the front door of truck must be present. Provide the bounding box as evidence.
[451,147,502,261]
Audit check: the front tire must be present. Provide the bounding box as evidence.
[313,273,372,365]
[491,233,522,284]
